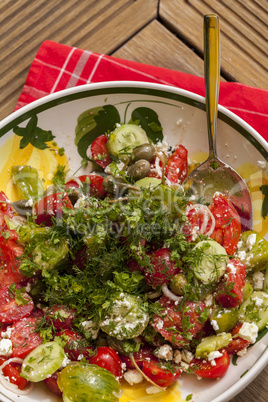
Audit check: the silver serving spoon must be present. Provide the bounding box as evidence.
[184,14,252,231]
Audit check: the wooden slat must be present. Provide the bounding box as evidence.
[0,0,158,120]
[113,19,206,77]
[159,0,268,88]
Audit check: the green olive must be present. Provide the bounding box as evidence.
[102,175,131,194]
[133,144,155,162]
[127,159,151,181]
[170,273,188,295]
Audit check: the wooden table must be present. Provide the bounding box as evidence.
[0,1,267,401]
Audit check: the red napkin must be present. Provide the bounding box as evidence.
[16,40,268,143]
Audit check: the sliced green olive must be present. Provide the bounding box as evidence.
[170,273,188,295]
[127,159,151,181]
[195,333,232,358]
[133,144,155,162]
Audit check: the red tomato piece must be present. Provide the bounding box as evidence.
[88,346,123,381]
[0,357,29,390]
[151,297,207,347]
[0,234,26,289]
[142,359,182,387]
[79,174,106,198]
[144,248,179,288]
[165,145,188,184]
[0,286,33,323]
[34,192,73,226]
[209,193,241,255]
[0,191,14,231]
[225,323,251,355]
[65,174,106,199]
[183,203,214,242]
[11,317,43,358]
[90,134,112,169]
[120,346,155,369]
[190,348,230,379]
[215,259,246,308]
[56,329,93,361]
[44,371,62,396]
[44,305,77,331]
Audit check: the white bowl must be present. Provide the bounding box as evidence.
[0,81,267,402]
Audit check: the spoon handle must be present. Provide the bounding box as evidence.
[204,14,220,159]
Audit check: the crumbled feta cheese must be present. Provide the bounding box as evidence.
[0,339,12,357]
[146,385,162,394]
[252,271,264,290]
[181,349,194,364]
[180,361,189,371]
[123,369,144,386]
[207,350,223,366]
[227,262,237,274]
[1,326,13,339]
[211,319,219,331]
[238,322,258,343]
[246,233,257,250]
[81,320,99,340]
[154,344,173,361]
[204,294,214,307]
[237,348,248,357]
[60,354,71,369]
[173,350,182,364]
[207,351,223,361]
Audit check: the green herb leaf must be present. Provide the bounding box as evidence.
[75,105,120,160]
[14,115,55,150]
[130,107,163,143]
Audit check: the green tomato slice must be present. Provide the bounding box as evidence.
[192,240,228,284]
[107,124,148,160]
[58,363,120,402]
[239,291,268,330]
[21,341,65,382]
[100,292,149,340]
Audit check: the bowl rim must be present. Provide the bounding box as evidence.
[0,81,267,156]
[0,80,267,402]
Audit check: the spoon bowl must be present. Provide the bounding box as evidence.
[184,14,252,231]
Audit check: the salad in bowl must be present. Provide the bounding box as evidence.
[0,82,267,402]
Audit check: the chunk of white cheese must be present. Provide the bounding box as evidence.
[123,369,144,386]
[238,322,258,343]
[154,344,173,361]
[0,339,12,357]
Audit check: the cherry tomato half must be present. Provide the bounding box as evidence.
[44,371,62,396]
[151,297,206,348]
[0,234,25,289]
[209,193,241,255]
[34,193,73,226]
[142,359,182,387]
[190,348,230,379]
[44,304,77,331]
[0,357,29,390]
[90,134,112,169]
[11,316,43,358]
[65,174,106,199]
[144,248,179,288]
[225,323,251,355]
[165,144,188,184]
[215,259,246,308]
[0,286,33,323]
[88,346,123,381]
[120,346,155,369]
[56,329,93,361]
